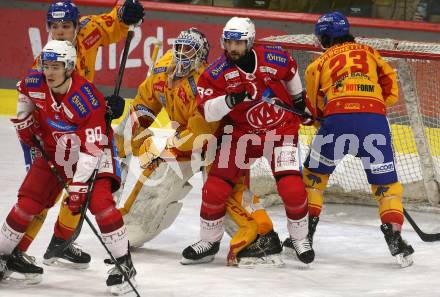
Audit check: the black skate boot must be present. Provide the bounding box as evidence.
[283,216,319,253]
[43,235,91,269]
[0,254,8,281]
[106,250,137,296]
[381,223,414,268]
[236,230,284,268]
[290,237,315,264]
[181,240,220,265]
[4,249,43,284]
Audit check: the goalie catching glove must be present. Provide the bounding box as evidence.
[138,136,184,169]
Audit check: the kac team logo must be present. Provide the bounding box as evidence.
[246,101,285,128]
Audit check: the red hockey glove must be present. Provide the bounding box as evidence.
[67,182,89,215]
[225,82,254,108]
[10,113,42,147]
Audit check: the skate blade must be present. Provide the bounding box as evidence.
[180,255,215,265]
[43,257,89,270]
[395,253,413,268]
[108,278,137,296]
[238,254,285,269]
[282,246,296,257]
[2,271,42,286]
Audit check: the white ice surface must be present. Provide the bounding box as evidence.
[0,116,440,297]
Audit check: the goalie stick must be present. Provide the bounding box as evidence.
[115,39,163,206]
[263,95,440,242]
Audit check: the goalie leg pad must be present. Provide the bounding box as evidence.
[372,182,404,225]
[232,180,273,235]
[302,167,329,217]
[122,161,194,247]
[53,194,81,240]
[225,198,258,265]
[17,208,48,252]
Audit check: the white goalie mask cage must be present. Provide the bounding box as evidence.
[172,28,210,78]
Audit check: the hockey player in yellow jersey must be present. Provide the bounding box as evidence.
[283,11,414,267]
[12,0,144,278]
[114,28,283,267]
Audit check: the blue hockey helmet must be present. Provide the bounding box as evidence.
[47,1,80,27]
[314,12,350,39]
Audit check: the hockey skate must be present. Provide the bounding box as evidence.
[0,254,8,282]
[236,230,284,268]
[283,236,315,266]
[381,223,414,268]
[181,240,220,265]
[106,250,137,296]
[5,249,43,285]
[43,236,91,269]
[283,216,319,256]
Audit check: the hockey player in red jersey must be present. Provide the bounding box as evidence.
[0,40,136,295]
[181,17,315,265]
[13,0,144,276]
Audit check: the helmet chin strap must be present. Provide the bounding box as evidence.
[52,70,72,89]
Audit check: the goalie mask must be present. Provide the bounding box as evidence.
[172,28,210,78]
[40,40,77,71]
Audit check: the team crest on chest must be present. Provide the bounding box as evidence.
[246,101,285,128]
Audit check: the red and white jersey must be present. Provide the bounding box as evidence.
[16,70,110,165]
[197,45,303,136]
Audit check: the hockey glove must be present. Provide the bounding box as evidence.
[10,113,42,147]
[291,90,307,112]
[225,83,253,108]
[105,95,125,120]
[67,182,89,215]
[118,0,145,26]
[138,136,179,169]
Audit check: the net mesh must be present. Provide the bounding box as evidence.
[251,35,440,209]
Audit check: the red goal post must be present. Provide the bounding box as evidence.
[251,35,440,209]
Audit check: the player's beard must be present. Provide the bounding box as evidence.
[225,50,246,61]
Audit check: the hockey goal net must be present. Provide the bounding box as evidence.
[251,35,440,210]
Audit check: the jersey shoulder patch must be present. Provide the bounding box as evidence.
[24,72,44,88]
[79,17,91,29]
[207,55,231,80]
[80,83,100,110]
[263,50,289,67]
[153,66,167,74]
[67,92,90,118]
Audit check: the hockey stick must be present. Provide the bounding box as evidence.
[44,25,136,257]
[262,95,322,122]
[403,209,440,242]
[32,132,107,258]
[33,137,140,296]
[119,160,161,215]
[267,96,440,242]
[116,39,162,208]
[84,215,140,296]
